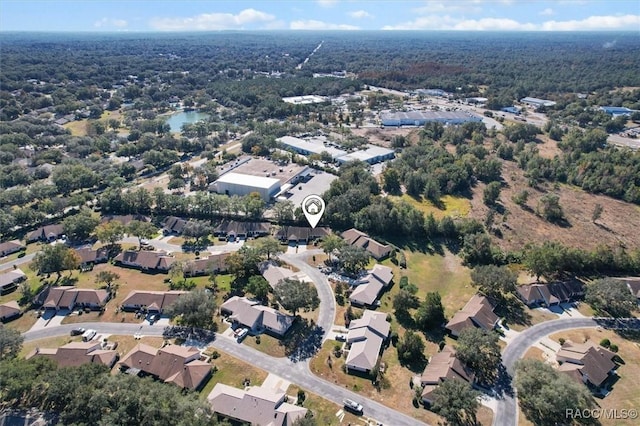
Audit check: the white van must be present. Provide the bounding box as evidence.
[82,329,97,341]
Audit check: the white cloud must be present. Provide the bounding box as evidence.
[412,1,481,14]
[317,0,338,7]
[290,20,360,30]
[149,9,275,31]
[349,10,373,19]
[541,14,640,30]
[539,8,555,16]
[94,18,128,28]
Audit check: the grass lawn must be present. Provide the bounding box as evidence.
[522,346,546,362]
[390,194,471,219]
[243,333,286,358]
[4,310,39,332]
[547,329,640,426]
[288,385,361,425]
[198,347,268,399]
[507,307,558,332]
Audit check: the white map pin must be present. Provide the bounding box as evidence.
[302,194,325,229]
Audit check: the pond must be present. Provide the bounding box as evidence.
[165,110,210,132]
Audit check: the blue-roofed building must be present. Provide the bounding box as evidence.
[380,110,482,127]
[501,106,521,115]
[599,106,634,116]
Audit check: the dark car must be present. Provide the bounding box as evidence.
[70,327,86,336]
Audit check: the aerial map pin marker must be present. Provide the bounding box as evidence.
[302,194,325,229]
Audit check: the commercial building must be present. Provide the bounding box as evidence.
[380,110,482,127]
[336,145,395,165]
[213,172,281,201]
[520,97,557,108]
[282,95,327,105]
[278,135,347,159]
[599,106,634,116]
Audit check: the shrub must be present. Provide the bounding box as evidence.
[599,338,611,348]
[558,338,566,345]
[399,276,409,289]
[297,389,306,404]
[255,335,261,344]
[609,344,619,353]
[211,350,220,359]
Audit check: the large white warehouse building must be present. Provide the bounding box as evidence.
[213,172,281,201]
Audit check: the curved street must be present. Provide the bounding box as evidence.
[493,317,598,426]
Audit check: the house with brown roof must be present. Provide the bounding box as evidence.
[275,226,330,244]
[101,214,150,226]
[0,268,26,295]
[162,216,189,235]
[26,224,64,242]
[214,220,270,241]
[341,228,392,260]
[119,343,211,390]
[120,290,187,313]
[516,281,585,307]
[420,346,475,406]
[183,253,229,277]
[208,383,307,426]
[0,301,21,322]
[26,341,118,369]
[0,240,25,257]
[445,294,499,337]
[114,250,175,273]
[349,264,393,307]
[37,286,110,311]
[220,296,294,337]
[75,247,109,268]
[556,340,618,389]
[345,310,390,374]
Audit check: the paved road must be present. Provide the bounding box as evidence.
[0,252,35,270]
[493,318,598,426]
[281,250,336,342]
[22,321,425,426]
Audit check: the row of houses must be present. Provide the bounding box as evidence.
[516,281,585,307]
[120,290,188,314]
[27,341,118,369]
[35,286,110,311]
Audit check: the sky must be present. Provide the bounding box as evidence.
[1,0,639,32]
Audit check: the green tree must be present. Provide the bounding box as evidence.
[95,270,120,290]
[470,265,517,298]
[227,246,262,280]
[273,278,319,316]
[320,234,345,256]
[537,193,565,222]
[94,220,125,248]
[165,288,217,330]
[414,292,446,331]
[483,181,502,207]
[512,189,529,207]
[246,275,271,301]
[31,244,80,280]
[515,359,596,426]
[456,328,501,385]
[431,379,480,426]
[591,203,603,223]
[393,289,420,319]
[335,245,370,275]
[62,209,100,242]
[0,327,23,360]
[273,200,295,223]
[396,330,425,365]
[382,168,401,195]
[585,277,637,318]
[255,237,282,260]
[126,220,157,249]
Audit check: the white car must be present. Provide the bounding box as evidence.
[236,328,249,342]
[343,399,363,414]
[82,329,97,341]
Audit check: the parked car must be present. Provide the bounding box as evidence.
[236,328,249,342]
[70,327,86,336]
[82,329,97,341]
[343,399,363,414]
[335,334,347,342]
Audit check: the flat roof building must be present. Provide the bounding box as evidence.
[380,110,482,127]
[520,97,557,108]
[213,172,281,201]
[282,95,327,105]
[336,145,395,165]
[599,106,634,116]
[278,136,347,159]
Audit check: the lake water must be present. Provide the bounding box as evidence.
[165,111,210,132]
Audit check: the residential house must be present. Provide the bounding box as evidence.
[0,301,21,322]
[0,268,26,295]
[114,250,175,272]
[208,383,307,426]
[183,253,230,277]
[341,228,392,260]
[214,220,270,241]
[162,216,189,235]
[37,286,109,311]
[275,226,330,244]
[26,224,64,242]
[0,240,25,257]
[259,261,297,288]
[101,214,150,226]
[220,296,294,337]
[75,247,109,269]
[556,340,618,389]
[119,343,211,390]
[420,346,475,406]
[445,294,499,337]
[516,281,585,307]
[349,264,393,308]
[26,341,118,368]
[120,290,187,313]
[345,310,390,374]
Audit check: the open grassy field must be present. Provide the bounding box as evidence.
[389,194,471,219]
[469,161,640,252]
